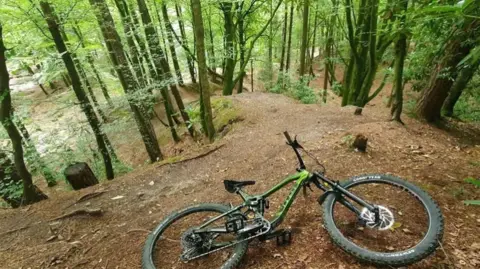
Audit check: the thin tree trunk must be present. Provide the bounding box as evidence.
[176,4,196,83]
[237,3,246,94]
[40,1,114,180]
[114,0,145,87]
[443,60,479,117]
[72,25,113,107]
[221,2,236,96]
[89,0,163,162]
[0,23,48,204]
[161,3,184,86]
[15,117,57,187]
[192,0,215,141]
[207,6,216,69]
[285,2,294,72]
[279,4,288,72]
[299,0,310,76]
[391,0,409,123]
[137,0,181,142]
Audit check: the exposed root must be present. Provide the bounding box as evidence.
[50,208,103,221]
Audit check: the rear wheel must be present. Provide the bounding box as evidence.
[322,174,443,267]
[142,203,248,269]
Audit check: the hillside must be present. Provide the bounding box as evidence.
[1,92,479,269]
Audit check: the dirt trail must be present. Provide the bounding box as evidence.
[1,92,479,269]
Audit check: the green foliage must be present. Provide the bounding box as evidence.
[269,73,317,104]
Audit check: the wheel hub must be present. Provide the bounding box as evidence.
[360,205,395,230]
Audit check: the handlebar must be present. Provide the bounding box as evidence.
[283,131,293,144]
[283,131,306,170]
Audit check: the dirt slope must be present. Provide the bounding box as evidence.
[1,92,479,269]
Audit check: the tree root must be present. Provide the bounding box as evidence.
[50,208,103,221]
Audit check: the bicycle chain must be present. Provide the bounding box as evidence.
[183,218,271,261]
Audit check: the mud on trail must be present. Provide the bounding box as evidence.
[1,93,480,269]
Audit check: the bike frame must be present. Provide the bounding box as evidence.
[196,132,379,234]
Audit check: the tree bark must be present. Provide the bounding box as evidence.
[416,20,477,122]
[136,0,180,142]
[285,2,294,72]
[221,2,236,96]
[299,0,310,76]
[192,0,215,141]
[443,60,479,117]
[0,23,48,204]
[161,4,184,86]
[89,0,163,162]
[279,3,288,72]
[64,162,98,190]
[40,1,114,180]
[391,0,408,123]
[207,6,216,69]
[237,2,246,94]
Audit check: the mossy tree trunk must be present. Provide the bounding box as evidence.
[191,0,215,141]
[0,23,48,204]
[299,0,310,76]
[442,60,479,117]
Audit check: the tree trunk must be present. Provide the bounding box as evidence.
[136,0,180,143]
[0,23,48,204]
[126,0,155,83]
[279,3,288,72]
[221,2,236,96]
[299,0,310,76]
[237,3,246,94]
[391,0,408,123]
[285,2,294,72]
[64,162,98,190]
[114,0,145,87]
[267,0,274,86]
[161,4,184,86]
[72,25,113,107]
[443,60,479,117]
[207,6,216,69]
[416,20,477,122]
[40,1,114,180]
[176,4,196,83]
[15,117,57,187]
[192,0,215,141]
[88,0,163,162]
[24,64,49,96]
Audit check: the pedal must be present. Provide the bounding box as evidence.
[259,229,292,246]
[276,229,292,246]
[226,216,244,233]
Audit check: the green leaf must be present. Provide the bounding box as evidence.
[389,222,402,232]
[463,200,480,206]
[464,177,480,187]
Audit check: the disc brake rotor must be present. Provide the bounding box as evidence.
[360,205,395,231]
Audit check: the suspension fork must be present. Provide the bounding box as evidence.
[312,173,376,215]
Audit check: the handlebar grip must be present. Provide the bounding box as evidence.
[283,131,293,144]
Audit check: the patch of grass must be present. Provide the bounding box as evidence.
[269,73,317,104]
[468,160,480,167]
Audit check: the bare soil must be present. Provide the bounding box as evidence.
[1,85,480,269]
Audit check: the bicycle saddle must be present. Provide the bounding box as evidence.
[224,180,256,193]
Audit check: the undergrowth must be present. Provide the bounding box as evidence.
[269,73,318,104]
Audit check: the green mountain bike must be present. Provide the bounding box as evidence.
[142,132,444,268]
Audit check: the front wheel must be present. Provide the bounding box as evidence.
[142,203,248,269]
[322,174,444,267]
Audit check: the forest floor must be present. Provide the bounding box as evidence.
[1,74,480,269]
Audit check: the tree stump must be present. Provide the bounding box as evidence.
[353,134,368,152]
[64,162,98,190]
